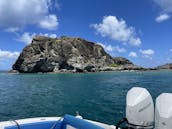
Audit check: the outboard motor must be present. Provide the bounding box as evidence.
[126,87,154,129]
[155,93,172,129]
[116,87,154,129]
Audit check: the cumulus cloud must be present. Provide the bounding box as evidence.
[0,50,20,59]
[39,14,58,30]
[140,49,155,59]
[129,52,137,58]
[0,0,58,31]
[0,49,20,70]
[40,33,57,38]
[91,16,141,46]
[98,43,113,52]
[140,49,154,55]
[113,46,126,53]
[155,14,171,23]
[18,32,36,45]
[98,43,126,53]
[49,34,57,38]
[154,0,172,22]
[17,32,57,44]
[154,0,172,13]
[4,27,20,33]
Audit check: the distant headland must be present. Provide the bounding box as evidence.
[10,36,171,73]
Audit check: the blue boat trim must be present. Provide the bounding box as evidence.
[4,114,104,129]
[62,114,104,129]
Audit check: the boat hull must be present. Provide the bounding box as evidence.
[0,117,116,129]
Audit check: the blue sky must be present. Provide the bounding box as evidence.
[0,0,172,70]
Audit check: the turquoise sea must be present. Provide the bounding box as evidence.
[0,70,172,125]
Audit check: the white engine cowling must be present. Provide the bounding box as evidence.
[126,87,154,128]
[155,93,172,129]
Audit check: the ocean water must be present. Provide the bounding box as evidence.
[0,70,172,125]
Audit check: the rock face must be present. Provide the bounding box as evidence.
[13,36,143,73]
[156,63,172,69]
[113,57,133,65]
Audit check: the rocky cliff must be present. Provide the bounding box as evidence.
[156,63,172,70]
[113,57,133,65]
[12,36,142,73]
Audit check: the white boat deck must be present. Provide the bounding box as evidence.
[0,117,116,129]
[0,117,60,129]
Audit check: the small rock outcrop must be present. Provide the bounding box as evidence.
[156,63,172,70]
[12,36,143,73]
[113,57,133,65]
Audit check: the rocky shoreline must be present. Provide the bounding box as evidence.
[10,36,169,73]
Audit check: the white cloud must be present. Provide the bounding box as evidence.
[154,0,172,13]
[0,50,20,59]
[140,49,154,55]
[113,46,126,53]
[4,27,20,32]
[91,16,141,46]
[18,32,36,45]
[154,0,172,22]
[39,14,58,30]
[40,33,57,38]
[129,52,137,58]
[0,0,58,30]
[98,43,126,53]
[98,43,113,52]
[155,14,171,23]
[128,37,141,46]
[39,33,57,38]
[0,49,20,70]
[140,49,155,59]
[49,34,57,38]
[105,45,113,52]
[17,32,57,44]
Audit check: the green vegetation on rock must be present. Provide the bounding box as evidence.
[108,64,120,67]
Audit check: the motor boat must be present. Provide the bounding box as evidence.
[1,87,172,129]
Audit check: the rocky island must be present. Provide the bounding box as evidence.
[156,63,172,70]
[12,36,144,73]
